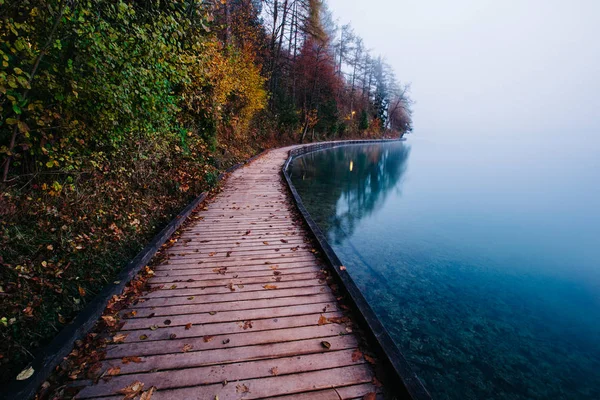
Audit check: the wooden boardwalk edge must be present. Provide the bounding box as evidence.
[282,140,432,400]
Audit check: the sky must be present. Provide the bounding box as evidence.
[326,0,600,140]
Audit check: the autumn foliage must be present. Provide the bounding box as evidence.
[0,0,412,382]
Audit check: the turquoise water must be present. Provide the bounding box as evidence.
[289,138,600,399]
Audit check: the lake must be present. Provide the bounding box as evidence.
[288,137,600,399]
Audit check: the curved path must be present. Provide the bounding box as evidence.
[75,148,381,399]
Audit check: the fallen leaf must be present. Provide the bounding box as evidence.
[327,316,350,324]
[363,393,377,400]
[16,366,34,381]
[113,334,128,343]
[241,320,253,330]
[222,338,230,344]
[106,366,121,376]
[263,284,277,290]
[203,335,214,343]
[187,296,195,300]
[150,325,158,331]
[244,230,251,235]
[317,315,328,325]
[364,354,376,364]
[352,349,363,362]
[263,241,269,245]
[269,367,279,376]
[117,381,144,399]
[78,286,86,297]
[170,284,177,289]
[170,333,177,339]
[121,356,143,364]
[226,251,232,257]
[321,341,331,349]
[280,239,288,243]
[139,334,148,340]
[185,323,192,330]
[236,384,249,393]
[182,344,193,352]
[101,315,117,327]
[140,386,156,400]
[209,252,216,257]
[209,311,217,315]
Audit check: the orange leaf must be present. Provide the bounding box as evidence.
[121,356,143,364]
[351,349,363,362]
[78,286,86,297]
[364,354,376,364]
[106,366,121,376]
[113,334,128,343]
[185,323,192,330]
[182,344,193,352]
[117,381,144,400]
[140,387,156,400]
[203,335,214,343]
[269,367,279,376]
[363,393,377,400]
[317,315,327,325]
[263,284,277,290]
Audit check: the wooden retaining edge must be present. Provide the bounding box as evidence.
[1,150,269,400]
[282,139,432,400]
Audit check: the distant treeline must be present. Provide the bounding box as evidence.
[0,0,412,382]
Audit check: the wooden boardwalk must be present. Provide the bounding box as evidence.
[75,148,381,399]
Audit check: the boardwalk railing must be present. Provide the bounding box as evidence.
[283,139,432,400]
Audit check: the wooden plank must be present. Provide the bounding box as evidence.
[121,302,338,330]
[149,266,320,284]
[76,349,366,399]
[121,311,344,344]
[132,286,330,309]
[124,292,333,318]
[106,324,349,359]
[142,279,326,299]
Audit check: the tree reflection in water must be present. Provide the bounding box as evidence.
[289,143,410,243]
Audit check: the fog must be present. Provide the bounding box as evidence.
[327,0,600,142]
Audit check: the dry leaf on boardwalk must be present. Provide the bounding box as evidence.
[106,366,121,376]
[263,284,277,290]
[317,315,328,325]
[263,241,269,245]
[364,354,376,364]
[112,334,128,343]
[182,344,193,352]
[122,356,143,364]
[117,381,144,399]
[321,341,331,349]
[203,335,214,343]
[140,386,156,400]
[236,384,250,393]
[269,367,279,376]
[363,393,377,400]
[185,323,192,330]
[351,349,363,362]
[280,239,288,243]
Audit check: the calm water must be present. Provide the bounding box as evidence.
[289,137,600,399]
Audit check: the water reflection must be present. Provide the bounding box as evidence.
[289,144,411,244]
[289,141,600,400]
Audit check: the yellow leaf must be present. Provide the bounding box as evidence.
[16,366,34,381]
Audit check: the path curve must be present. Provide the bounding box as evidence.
[74,147,381,399]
